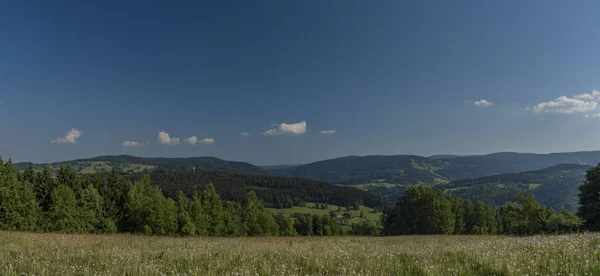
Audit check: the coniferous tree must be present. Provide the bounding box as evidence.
[35,167,57,213]
[189,192,209,235]
[451,197,466,234]
[100,170,129,228]
[578,164,600,230]
[57,165,81,195]
[21,163,36,184]
[463,199,475,234]
[0,157,39,231]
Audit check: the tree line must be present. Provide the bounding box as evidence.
[382,185,582,235]
[134,169,387,209]
[0,157,368,236]
[382,164,600,236]
[6,155,600,237]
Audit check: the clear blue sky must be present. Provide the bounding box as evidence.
[2,1,600,165]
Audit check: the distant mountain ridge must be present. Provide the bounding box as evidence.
[267,150,600,185]
[12,150,600,185]
[13,155,267,175]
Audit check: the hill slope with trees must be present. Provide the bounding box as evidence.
[436,164,589,212]
[14,155,267,175]
[132,169,388,209]
[268,151,600,185]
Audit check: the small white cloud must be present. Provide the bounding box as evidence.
[200,137,215,144]
[474,99,492,107]
[263,121,307,135]
[122,141,140,147]
[157,131,180,145]
[51,128,82,144]
[532,96,597,114]
[320,130,337,134]
[184,136,198,145]
[263,129,278,136]
[240,132,249,136]
[587,113,600,118]
[574,90,600,100]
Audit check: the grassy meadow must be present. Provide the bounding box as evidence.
[267,203,381,225]
[1,231,600,275]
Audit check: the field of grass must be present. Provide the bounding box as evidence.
[528,183,542,190]
[267,203,381,225]
[1,231,599,275]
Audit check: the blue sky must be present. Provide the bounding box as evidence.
[2,1,600,165]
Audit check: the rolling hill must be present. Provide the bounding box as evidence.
[13,155,267,175]
[268,155,454,185]
[436,164,589,212]
[267,150,600,185]
[129,169,389,209]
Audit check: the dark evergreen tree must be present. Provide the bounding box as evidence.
[0,157,39,231]
[578,164,600,230]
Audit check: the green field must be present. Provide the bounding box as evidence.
[267,203,381,225]
[528,183,542,190]
[0,231,598,275]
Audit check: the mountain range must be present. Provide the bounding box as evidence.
[12,150,600,211]
[266,151,600,185]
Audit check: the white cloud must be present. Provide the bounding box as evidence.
[532,96,597,114]
[263,129,278,135]
[320,130,337,134]
[574,90,600,100]
[474,99,492,107]
[51,128,82,144]
[200,137,215,144]
[586,113,600,118]
[263,121,307,135]
[122,141,140,147]
[184,136,198,145]
[240,132,249,136]
[157,131,180,145]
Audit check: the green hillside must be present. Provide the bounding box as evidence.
[133,169,389,210]
[267,202,381,229]
[13,160,155,174]
[270,155,454,185]
[268,150,600,185]
[14,155,267,175]
[436,164,589,212]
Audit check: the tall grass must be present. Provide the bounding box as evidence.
[0,231,598,275]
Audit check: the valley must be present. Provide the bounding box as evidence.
[12,150,600,214]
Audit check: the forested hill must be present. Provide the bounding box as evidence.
[14,155,267,175]
[437,164,589,212]
[268,155,454,185]
[12,149,600,186]
[127,169,388,209]
[268,151,600,185]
